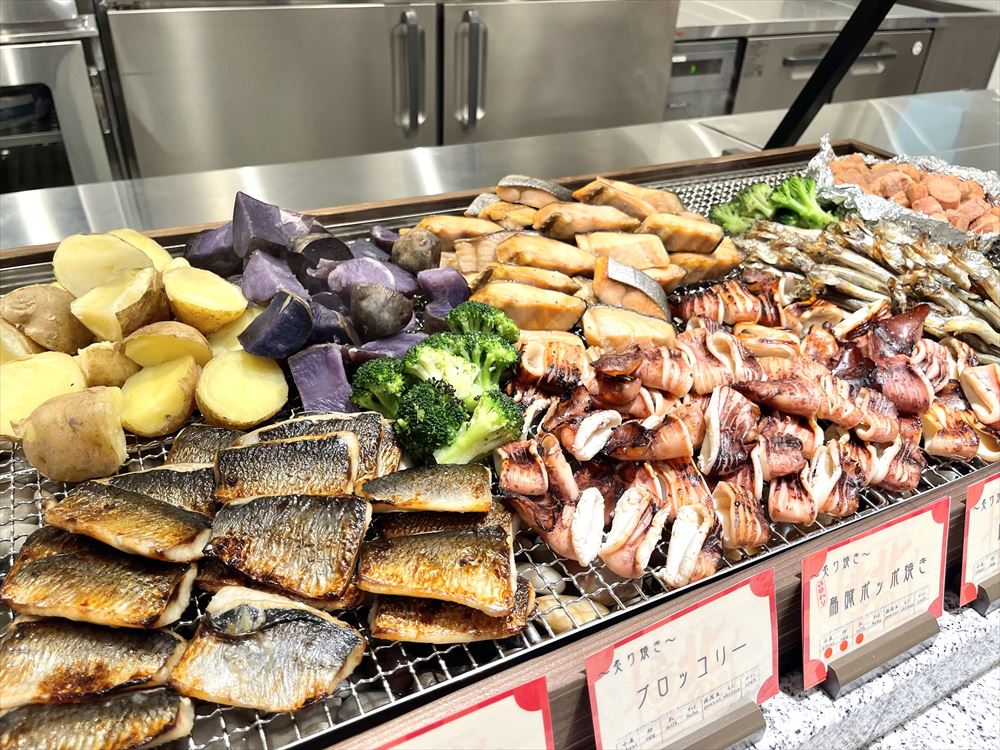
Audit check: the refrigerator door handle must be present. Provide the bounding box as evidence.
[393,9,424,136]
[459,9,483,131]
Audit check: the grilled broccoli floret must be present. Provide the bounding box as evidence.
[433,389,524,465]
[402,338,481,405]
[421,331,471,358]
[736,182,776,220]
[464,333,519,391]
[769,175,837,229]
[350,357,410,418]
[774,209,800,226]
[709,202,753,234]
[394,379,468,462]
[445,301,520,343]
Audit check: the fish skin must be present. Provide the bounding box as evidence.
[370,579,535,644]
[236,412,385,481]
[496,175,573,207]
[166,423,242,464]
[44,482,212,562]
[0,618,185,709]
[360,464,492,513]
[376,499,513,538]
[533,202,640,241]
[101,464,217,517]
[195,557,365,612]
[357,527,516,616]
[0,527,195,629]
[210,494,370,599]
[0,689,194,750]
[168,586,365,713]
[215,432,359,501]
[378,422,403,476]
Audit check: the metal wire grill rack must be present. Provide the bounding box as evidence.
[0,161,991,749]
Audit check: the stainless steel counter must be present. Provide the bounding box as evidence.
[2,89,999,252]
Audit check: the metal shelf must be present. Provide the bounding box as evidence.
[0,130,63,149]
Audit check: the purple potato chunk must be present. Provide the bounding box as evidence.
[312,291,349,315]
[326,258,396,301]
[384,263,419,298]
[238,290,313,358]
[291,233,352,267]
[344,332,428,364]
[185,222,240,277]
[370,225,400,251]
[416,268,471,307]
[349,239,390,263]
[422,299,455,333]
[351,284,413,341]
[308,300,359,345]
[391,228,441,274]
[242,250,309,305]
[289,344,356,413]
[232,192,319,259]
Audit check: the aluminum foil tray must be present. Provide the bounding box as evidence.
[0,161,990,750]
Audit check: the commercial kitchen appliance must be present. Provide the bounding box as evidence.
[663,39,740,120]
[0,0,123,192]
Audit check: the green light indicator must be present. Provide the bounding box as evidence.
[690,64,697,74]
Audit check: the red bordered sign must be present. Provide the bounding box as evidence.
[801,495,950,690]
[585,569,778,750]
[380,676,554,750]
[960,471,1000,606]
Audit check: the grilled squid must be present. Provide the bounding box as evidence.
[758,413,823,460]
[876,360,935,415]
[495,440,548,496]
[819,438,862,517]
[740,269,787,328]
[921,402,980,460]
[960,363,1000,426]
[713,481,771,550]
[732,377,823,418]
[685,315,724,333]
[942,337,980,377]
[716,280,762,325]
[623,387,675,421]
[838,434,880,487]
[727,458,764,501]
[733,323,800,360]
[517,331,589,393]
[807,443,842,513]
[785,298,847,337]
[768,467,817,526]
[877,438,925,493]
[673,287,725,324]
[758,355,831,382]
[962,417,1000,463]
[556,410,622,462]
[676,329,734,395]
[698,386,759,477]
[899,416,922,445]
[588,371,642,407]
[816,374,864,428]
[648,457,713,522]
[690,527,724,584]
[865,303,930,361]
[541,386,593,432]
[707,332,764,382]
[855,387,900,444]
[599,489,668,579]
[573,459,623,526]
[539,433,579,502]
[569,488,607,566]
[656,503,715,589]
[800,327,841,368]
[605,409,696,461]
[911,339,952,393]
[751,433,806,481]
[633,346,695,397]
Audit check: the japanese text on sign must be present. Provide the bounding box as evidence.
[802,496,949,690]
[380,677,554,750]
[586,569,777,750]
[960,473,1000,606]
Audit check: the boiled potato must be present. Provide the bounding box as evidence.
[53,233,152,297]
[196,350,287,429]
[0,284,94,353]
[0,352,86,438]
[109,228,173,271]
[70,267,170,342]
[17,386,127,482]
[207,307,263,357]
[121,355,200,437]
[0,319,44,364]
[76,341,141,387]
[162,258,247,334]
[124,321,212,366]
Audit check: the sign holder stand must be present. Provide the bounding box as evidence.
[820,611,939,699]
[670,701,766,750]
[971,572,1000,616]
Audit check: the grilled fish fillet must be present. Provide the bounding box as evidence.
[376,499,514,538]
[45,482,211,562]
[101,463,217,517]
[604,179,685,214]
[582,306,676,350]
[195,557,365,612]
[478,201,538,229]
[472,263,581,294]
[168,586,365,713]
[638,213,723,254]
[495,174,573,208]
[0,527,195,628]
[357,527,516,616]
[572,178,656,220]
[0,689,194,750]
[0,618,185,709]
[471,282,586,331]
[533,202,640,240]
[575,231,670,269]
[370,579,535,644]
[211,494,370,600]
[166,423,242,464]
[235,411,386,481]
[495,234,597,277]
[414,215,503,252]
[359,464,492,513]
[215,432,359,501]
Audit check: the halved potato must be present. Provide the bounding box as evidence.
[17,386,127,482]
[121,355,201,437]
[70,268,170,342]
[0,284,95,353]
[162,258,247,334]
[0,319,44,365]
[75,341,141,387]
[53,233,153,297]
[109,228,173,271]
[206,307,263,357]
[124,321,213,366]
[195,350,287,429]
[0,351,86,438]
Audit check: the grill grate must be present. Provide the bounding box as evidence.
[0,161,990,749]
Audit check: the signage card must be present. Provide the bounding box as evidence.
[585,569,778,750]
[801,496,949,690]
[960,472,1000,606]
[381,676,554,750]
